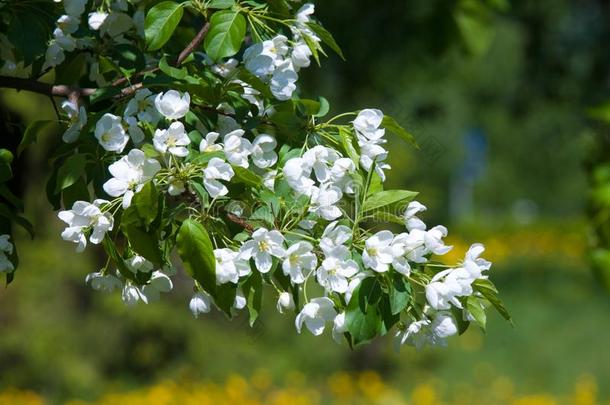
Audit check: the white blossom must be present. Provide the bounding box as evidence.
[122,283,147,305]
[270,60,298,100]
[276,291,295,314]
[190,292,212,317]
[239,228,286,273]
[123,115,145,144]
[223,129,252,168]
[61,100,87,143]
[283,157,315,196]
[395,312,458,350]
[126,255,153,274]
[319,221,352,254]
[403,201,427,231]
[295,297,337,336]
[103,149,161,208]
[353,109,385,141]
[56,15,80,34]
[199,132,223,153]
[88,11,108,30]
[43,42,65,70]
[309,184,343,220]
[203,157,234,198]
[57,200,114,252]
[95,113,129,153]
[214,248,251,284]
[85,272,122,292]
[124,89,159,124]
[234,289,247,310]
[154,90,190,120]
[99,12,133,38]
[303,145,340,183]
[153,121,191,157]
[362,230,395,272]
[251,134,278,168]
[332,312,347,343]
[282,241,317,284]
[316,246,359,293]
[142,271,173,302]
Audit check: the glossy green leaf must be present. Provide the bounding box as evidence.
[204,10,246,61]
[389,273,411,315]
[382,115,418,147]
[123,224,163,265]
[232,166,262,187]
[362,190,418,213]
[473,279,512,323]
[55,154,86,194]
[145,1,185,51]
[177,219,217,293]
[306,22,345,60]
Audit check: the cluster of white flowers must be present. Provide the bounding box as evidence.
[45,0,142,72]
[58,199,114,251]
[35,0,506,350]
[84,261,174,306]
[242,4,319,100]
[0,234,14,273]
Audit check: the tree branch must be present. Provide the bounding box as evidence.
[0,22,211,101]
[0,76,96,99]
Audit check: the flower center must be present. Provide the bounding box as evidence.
[166,136,177,147]
[368,247,378,257]
[289,254,299,266]
[258,240,269,252]
[101,132,112,143]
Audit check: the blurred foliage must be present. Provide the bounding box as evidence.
[587,102,610,290]
[1,0,610,402]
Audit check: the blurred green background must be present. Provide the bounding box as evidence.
[1,0,609,403]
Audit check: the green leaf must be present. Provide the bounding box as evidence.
[250,206,274,227]
[232,166,262,187]
[382,115,418,147]
[204,10,246,61]
[207,0,235,9]
[389,273,411,315]
[466,296,487,331]
[145,1,185,51]
[55,154,86,194]
[242,271,263,326]
[346,277,382,345]
[159,55,187,79]
[123,224,163,265]
[305,22,345,60]
[362,190,418,213]
[132,182,159,227]
[177,219,217,293]
[7,12,50,65]
[473,279,512,323]
[18,120,56,157]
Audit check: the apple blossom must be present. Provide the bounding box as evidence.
[154,90,190,120]
[153,121,191,157]
[277,292,295,314]
[295,297,337,336]
[203,158,234,198]
[282,241,317,284]
[95,113,129,153]
[316,246,359,293]
[190,292,212,318]
[102,149,161,208]
[57,200,114,252]
[240,228,286,273]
